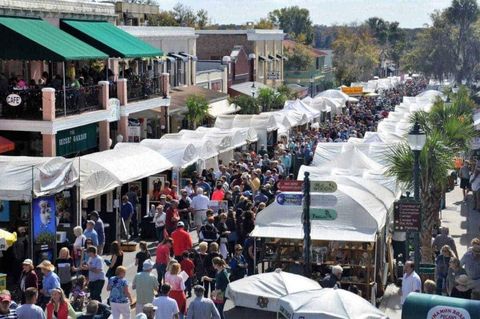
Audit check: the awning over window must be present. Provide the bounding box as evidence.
[60,20,162,58]
[276,54,288,61]
[259,55,271,62]
[0,136,14,154]
[168,53,188,62]
[179,52,198,61]
[0,16,108,61]
[268,54,280,61]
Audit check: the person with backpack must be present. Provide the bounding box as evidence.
[199,217,219,244]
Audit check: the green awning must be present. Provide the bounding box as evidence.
[0,16,108,61]
[60,20,163,58]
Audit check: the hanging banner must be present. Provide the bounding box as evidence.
[32,196,57,245]
[0,200,10,222]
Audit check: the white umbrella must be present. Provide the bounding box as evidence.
[277,288,388,319]
[225,269,321,312]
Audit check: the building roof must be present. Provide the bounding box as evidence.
[0,0,115,17]
[119,26,197,39]
[283,39,327,58]
[196,60,225,73]
[196,29,285,41]
[169,86,228,113]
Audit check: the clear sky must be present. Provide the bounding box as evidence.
[159,0,453,28]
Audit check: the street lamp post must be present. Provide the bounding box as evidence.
[251,82,256,99]
[309,77,314,98]
[407,121,426,267]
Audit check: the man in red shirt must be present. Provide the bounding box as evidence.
[161,181,173,196]
[171,221,193,261]
[155,238,173,285]
[165,200,180,235]
[179,251,195,297]
[211,183,225,201]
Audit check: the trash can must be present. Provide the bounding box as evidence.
[402,292,480,319]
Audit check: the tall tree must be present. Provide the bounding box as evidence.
[185,95,209,129]
[268,6,314,44]
[229,95,259,115]
[172,3,197,27]
[147,11,179,26]
[284,42,314,71]
[196,9,209,29]
[255,18,274,29]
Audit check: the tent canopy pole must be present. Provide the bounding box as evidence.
[63,62,67,116]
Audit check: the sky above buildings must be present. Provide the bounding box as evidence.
[160,0,453,28]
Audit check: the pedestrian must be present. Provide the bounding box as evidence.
[80,238,95,278]
[73,226,87,267]
[71,276,87,312]
[401,261,421,305]
[84,220,99,247]
[320,265,343,288]
[460,240,480,292]
[211,184,225,202]
[229,244,247,282]
[155,238,173,286]
[194,242,208,296]
[423,279,436,294]
[135,304,155,319]
[84,246,105,303]
[180,251,195,298]
[19,259,38,303]
[54,247,76,297]
[450,275,472,299]
[133,260,158,315]
[171,222,193,261]
[120,195,134,240]
[37,260,61,307]
[135,241,151,274]
[152,284,179,319]
[45,288,76,319]
[153,205,166,243]
[432,227,458,258]
[216,214,230,259]
[178,190,192,231]
[164,263,186,317]
[165,200,180,235]
[225,211,237,257]
[470,162,480,211]
[16,288,44,319]
[459,161,471,200]
[198,217,219,244]
[90,211,105,255]
[106,241,124,279]
[76,301,99,319]
[107,266,132,319]
[0,290,17,319]
[435,245,453,295]
[446,257,467,296]
[191,188,209,234]
[186,285,220,319]
[202,258,229,319]
[203,243,221,298]
[127,186,139,238]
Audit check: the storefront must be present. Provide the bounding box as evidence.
[56,123,98,157]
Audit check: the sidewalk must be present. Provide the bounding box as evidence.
[379,185,479,318]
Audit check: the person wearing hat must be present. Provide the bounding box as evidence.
[186,285,220,319]
[37,260,60,306]
[171,221,192,261]
[451,274,472,299]
[133,260,159,315]
[135,304,156,319]
[83,220,99,247]
[19,259,38,303]
[0,290,16,319]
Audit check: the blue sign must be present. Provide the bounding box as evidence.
[276,193,303,206]
[0,200,10,222]
[32,196,57,245]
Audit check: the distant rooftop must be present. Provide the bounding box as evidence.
[0,0,115,17]
[197,29,285,41]
[120,26,197,38]
[197,60,225,73]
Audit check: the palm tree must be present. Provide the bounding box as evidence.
[185,95,209,129]
[386,87,477,262]
[228,95,259,115]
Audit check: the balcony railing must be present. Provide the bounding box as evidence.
[127,75,164,102]
[55,85,101,117]
[0,88,43,120]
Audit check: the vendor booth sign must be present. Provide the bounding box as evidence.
[32,196,57,245]
[56,123,98,156]
[427,306,470,319]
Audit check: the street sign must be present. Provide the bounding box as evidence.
[276,193,303,206]
[311,194,337,207]
[310,181,337,193]
[277,180,303,192]
[310,208,337,220]
[267,71,280,80]
[394,200,421,231]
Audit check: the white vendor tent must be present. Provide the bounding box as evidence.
[138,139,198,169]
[0,156,78,201]
[283,99,320,122]
[215,114,278,147]
[195,126,257,149]
[251,178,389,242]
[225,269,321,312]
[277,288,387,319]
[315,89,349,103]
[79,144,173,199]
[312,142,394,167]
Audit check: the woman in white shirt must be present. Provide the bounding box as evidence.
[73,226,86,267]
[153,205,166,243]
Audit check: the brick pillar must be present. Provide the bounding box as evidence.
[98,81,110,151]
[161,73,170,97]
[117,78,128,106]
[42,134,56,157]
[42,88,56,121]
[119,115,128,142]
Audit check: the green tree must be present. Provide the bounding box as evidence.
[147,11,179,26]
[172,3,197,27]
[255,18,274,29]
[268,6,314,44]
[229,95,259,115]
[332,26,380,84]
[185,95,209,129]
[284,42,314,71]
[276,85,298,100]
[386,88,477,262]
[196,9,209,29]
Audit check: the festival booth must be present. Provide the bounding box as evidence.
[283,99,320,123]
[312,142,394,167]
[277,288,387,319]
[0,156,79,277]
[309,96,343,118]
[78,144,173,244]
[138,139,198,169]
[251,175,394,301]
[195,126,258,159]
[226,269,321,313]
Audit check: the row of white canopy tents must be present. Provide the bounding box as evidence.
[351,76,402,92]
[226,270,386,319]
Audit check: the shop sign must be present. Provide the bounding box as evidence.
[56,123,97,156]
[279,305,292,319]
[310,181,337,193]
[427,305,470,319]
[394,200,421,231]
[341,86,363,95]
[267,71,280,80]
[310,208,337,220]
[276,193,303,206]
[311,194,337,207]
[277,180,303,192]
[6,93,21,106]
